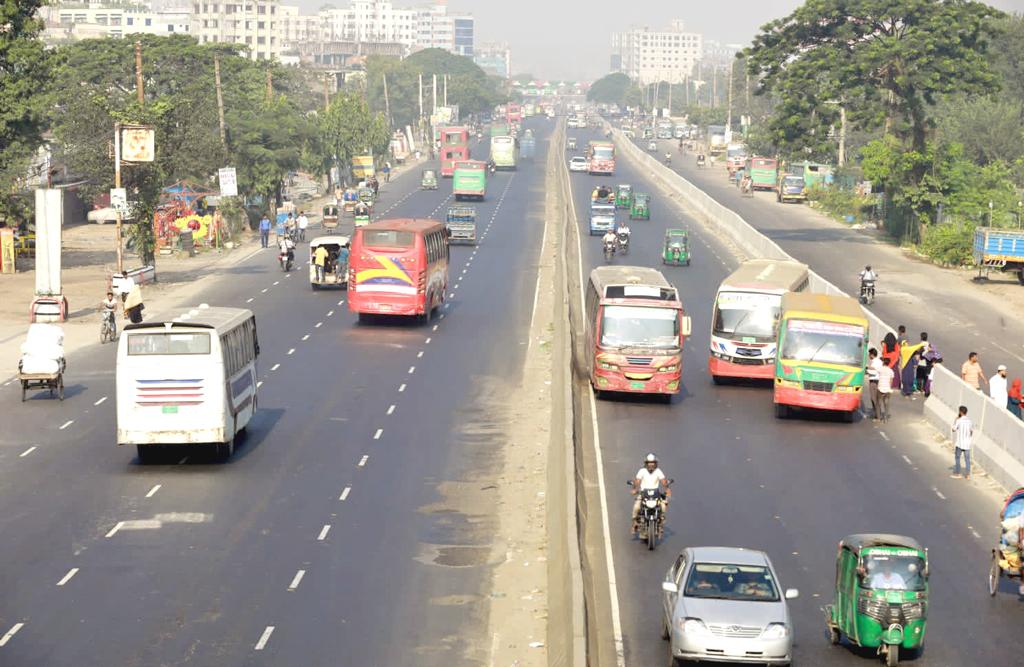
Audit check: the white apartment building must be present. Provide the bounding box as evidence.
[41,3,190,42]
[415,2,472,55]
[611,20,703,86]
[190,1,282,61]
[278,4,323,49]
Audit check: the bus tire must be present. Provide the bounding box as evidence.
[841,409,855,423]
[774,403,789,419]
[137,445,154,464]
[711,375,724,385]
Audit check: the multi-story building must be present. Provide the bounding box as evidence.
[414,1,472,55]
[474,41,510,79]
[190,1,282,61]
[40,3,190,43]
[278,4,323,49]
[611,20,703,85]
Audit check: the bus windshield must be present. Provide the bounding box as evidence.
[593,146,614,160]
[127,332,211,356]
[713,291,780,340]
[363,230,415,248]
[780,319,863,367]
[600,305,679,349]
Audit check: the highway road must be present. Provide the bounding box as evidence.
[564,126,1023,667]
[646,133,1024,377]
[0,119,553,666]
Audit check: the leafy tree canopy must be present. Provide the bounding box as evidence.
[587,73,635,106]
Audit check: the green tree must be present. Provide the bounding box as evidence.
[744,0,1003,156]
[317,91,390,189]
[0,0,51,220]
[587,73,635,106]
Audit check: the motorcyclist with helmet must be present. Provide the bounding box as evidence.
[631,453,671,535]
[859,265,878,302]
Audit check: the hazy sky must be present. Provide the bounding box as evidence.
[298,0,1023,81]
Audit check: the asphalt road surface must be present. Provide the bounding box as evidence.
[564,126,1022,667]
[0,119,552,666]
[647,133,1024,377]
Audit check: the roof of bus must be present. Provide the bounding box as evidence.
[781,292,866,322]
[124,305,253,334]
[590,266,678,302]
[720,259,808,293]
[358,218,445,234]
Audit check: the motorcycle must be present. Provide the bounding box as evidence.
[740,179,754,197]
[603,239,616,263]
[696,156,706,169]
[100,309,117,344]
[278,248,294,272]
[664,153,672,165]
[616,231,630,256]
[859,280,875,305]
[628,480,673,550]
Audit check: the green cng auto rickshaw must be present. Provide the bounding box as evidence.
[421,169,438,190]
[630,193,651,220]
[825,534,929,667]
[662,229,689,266]
[615,184,633,209]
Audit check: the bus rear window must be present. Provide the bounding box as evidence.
[127,332,211,355]
[362,230,415,248]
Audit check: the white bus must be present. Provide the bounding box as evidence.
[116,305,259,462]
[490,135,516,169]
[709,259,809,383]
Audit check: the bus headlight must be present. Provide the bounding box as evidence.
[599,362,618,371]
[836,385,861,393]
[658,365,677,373]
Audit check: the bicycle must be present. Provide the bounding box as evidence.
[100,309,117,344]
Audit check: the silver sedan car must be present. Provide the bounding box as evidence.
[662,546,798,665]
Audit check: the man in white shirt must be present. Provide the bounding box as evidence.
[951,405,973,479]
[631,453,671,535]
[869,562,907,590]
[867,348,883,420]
[297,211,309,241]
[114,271,135,304]
[876,362,894,422]
[990,364,1008,407]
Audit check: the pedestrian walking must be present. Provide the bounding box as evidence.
[951,405,973,479]
[867,348,882,420]
[914,333,931,391]
[297,211,309,242]
[990,364,1009,407]
[1008,378,1023,419]
[876,361,894,422]
[384,161,392,183]
[924,355,943,398]
[881,332,900,392]
[961,352,987,391]
[259,214,271,248]
[900,343,923,397]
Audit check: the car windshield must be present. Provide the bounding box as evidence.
[600,305,679,349]
[861,552,927,592]
[783,177,804,188]
[714,291,781,340]
[685,563,780,602]
[780,319,864,367]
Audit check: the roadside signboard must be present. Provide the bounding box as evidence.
[120,126,155,162]
[218,167,238,197]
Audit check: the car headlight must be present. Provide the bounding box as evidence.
[680,618,710,635]
[760,623,789,640]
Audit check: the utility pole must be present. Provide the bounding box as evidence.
[838,104,847,167]
[214,54,227,148]
[134,41,144,104]
[443,74,448,107]
[726,61,734,135]
[667,76,673,116]
[712,66,718,108]
[114,123,123,274]
[432,74,437,115]
[684,74,690,106]
[265,68,273,103]
[418,73,424,149]
[382,72,392,128]
[322,74,330,110]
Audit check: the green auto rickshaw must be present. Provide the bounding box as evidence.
[615,184,633,209]
[630,193,651,220]
[825,534,929,667]
[421,169,438,190]
[662,229,689,266]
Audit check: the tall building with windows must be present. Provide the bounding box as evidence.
[190,1,282,60]
[611,20,703,85]
[40,2,190,43]
[414,2,472,56]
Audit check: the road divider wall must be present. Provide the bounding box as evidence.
[611,127,1024,491]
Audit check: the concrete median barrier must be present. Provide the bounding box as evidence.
[610,126,1024,491]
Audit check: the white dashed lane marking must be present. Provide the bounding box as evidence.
[373,428,383,440]
[398,383,407,392]
[317,525,331,541]
[0,623,25,647]
[288,570,306,591]
[146,484,161,498]
[59,420,74,430]
[19,446,36,458]
[339,486,351,501]
[56,568,79,587]
[271,363,281,371]
[94,396,107,406]
[254,626,275,651]
[386,405,396,415]
[358,455,369,467]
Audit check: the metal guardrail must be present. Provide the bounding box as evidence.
[611,126,1024,491]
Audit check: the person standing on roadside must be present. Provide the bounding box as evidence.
[383,161,392,183]
[961,352,987,391]
[881,332,901,392]
[990,364,1009,408]
[297,211,309,242]
[1007,378,1023,419]
[951,406,973,479]
[867,348,882,420]
[876,360,894,422]
[259,214,271,248]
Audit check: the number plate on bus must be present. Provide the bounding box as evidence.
[630,381,645,390]
[162,406,178,414]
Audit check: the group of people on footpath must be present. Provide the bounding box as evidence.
[960,352,1024,419]
[259,210,309,248]
[865,325,942,422]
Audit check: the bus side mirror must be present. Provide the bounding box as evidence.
[681,316,692,337]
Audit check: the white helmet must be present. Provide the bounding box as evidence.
[645,453,658,464]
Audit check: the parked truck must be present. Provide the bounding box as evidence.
[974,227,1024,284]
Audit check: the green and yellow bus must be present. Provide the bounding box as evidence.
[453,160,487,201]
[774,292,868,421]
[745,156,778,191]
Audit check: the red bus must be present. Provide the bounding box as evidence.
[348,219,449,321]
[440,126,471,177]
[585,266,692,398]
[506,102,522,124]
[587,140,616,175]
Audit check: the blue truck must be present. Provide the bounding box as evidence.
[974,227,1024,283]
[519,134,536,160]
